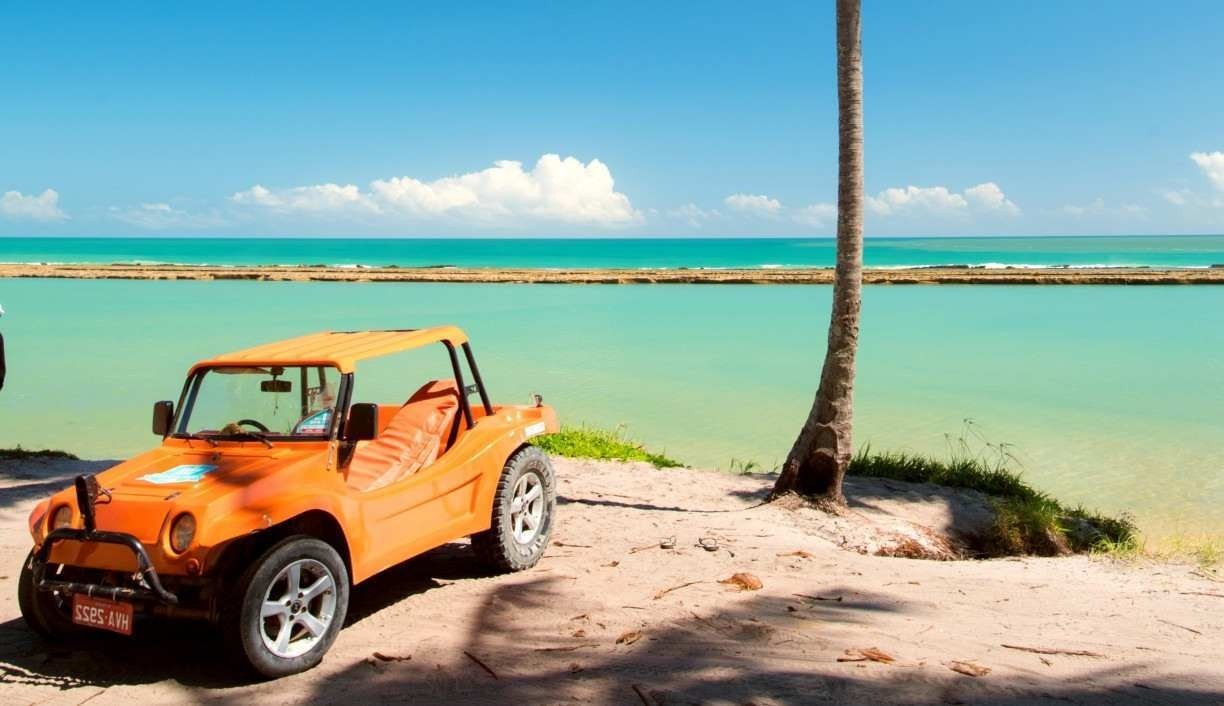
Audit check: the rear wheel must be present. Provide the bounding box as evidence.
[222,536,349,678]
[472,445,556,572]
[17,551,79,639]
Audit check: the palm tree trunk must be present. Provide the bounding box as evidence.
[771,0,863,503]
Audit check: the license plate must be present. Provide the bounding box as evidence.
[71,594,134,636]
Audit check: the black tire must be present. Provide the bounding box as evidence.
[17,551,79,639]
[221,536,349,679]
[472,445,557,572]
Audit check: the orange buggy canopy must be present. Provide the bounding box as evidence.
[195,327,469,373]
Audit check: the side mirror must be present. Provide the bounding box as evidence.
[153,400,174,436]
[345,403,379,441]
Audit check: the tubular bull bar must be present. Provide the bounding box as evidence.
[32,474,179,605]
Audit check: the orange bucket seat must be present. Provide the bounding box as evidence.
[346,380,460,491]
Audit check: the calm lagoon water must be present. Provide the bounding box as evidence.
[4,235,1224,269]
[0,278,1221,538]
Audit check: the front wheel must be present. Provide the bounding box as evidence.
[17,552,80,639]
[472,445,557,572]
[222,536,349,679]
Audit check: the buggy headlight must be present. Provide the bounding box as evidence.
[51,505,73,530]
[170,513,196,553]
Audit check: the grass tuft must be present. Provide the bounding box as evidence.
[0,446,79,461]
[848,420,1137,557]
[534,425,682,469]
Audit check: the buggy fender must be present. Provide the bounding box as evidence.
[468,405,559,530]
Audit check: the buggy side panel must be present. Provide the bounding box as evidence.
[346,404,557,583]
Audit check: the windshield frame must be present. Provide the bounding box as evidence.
[170,364,350,443]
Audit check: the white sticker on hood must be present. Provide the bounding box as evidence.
[139,464,219,485]
[524,422,547,438]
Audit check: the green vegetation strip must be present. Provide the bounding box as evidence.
[0,447,79,461]
[848,436,1137,557]
[534,426,682,469]
[536,422,1136,557]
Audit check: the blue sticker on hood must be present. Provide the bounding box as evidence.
[138,464,219,485]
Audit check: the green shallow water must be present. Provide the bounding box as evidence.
[1,279,1221,538]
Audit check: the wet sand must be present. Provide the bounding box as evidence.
[2,262,1223,284]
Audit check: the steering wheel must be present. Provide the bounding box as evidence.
[236,418,270,432]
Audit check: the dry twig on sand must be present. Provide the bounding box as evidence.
[1157,619,1202,635]
[653,580,704,600]
[794,593,843,602]
[463,651,499,679]
[1000,644,1105,658]
[534,644,601,653]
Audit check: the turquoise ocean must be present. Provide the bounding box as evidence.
[1,237,1222,539]
[4,235,1224,269]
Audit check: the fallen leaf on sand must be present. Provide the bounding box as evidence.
[946,660,990,677]
[372,651,412,662]
[569,613,589,621]
[838,648,895,664]
[719,573,763,591]
[777,550,813,559]
[616,630,642,645]
[603,560,620,568]
[572,629,587,638]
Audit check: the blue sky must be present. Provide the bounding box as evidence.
[2,1,1223,237]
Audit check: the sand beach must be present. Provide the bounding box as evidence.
[1,455,1221,704]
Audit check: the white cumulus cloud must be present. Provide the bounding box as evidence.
[1059,198,1147,218]
[1,188,69,221]
[867,182,1019,218]
[667,203,720,227]
[370,154,638,225]
[231,183,378,214]
[231,155,638,227]
[1160,188,1191,206]
[867,186,967,216]
[793,202,837,227]
[109,202,228,229]
[724,193,782,217]
[964,182,1021,215]
[1190,151,1224,192]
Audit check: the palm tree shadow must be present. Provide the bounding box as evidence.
[294,576,1221,705]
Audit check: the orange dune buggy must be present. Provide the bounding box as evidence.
[19,327,558,677]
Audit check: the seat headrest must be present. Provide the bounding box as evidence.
[406,379,460,406]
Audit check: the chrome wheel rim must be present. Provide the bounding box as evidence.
[509,472,545,545]
[259,558,337,659]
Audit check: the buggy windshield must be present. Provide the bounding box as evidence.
[175,365,342,441]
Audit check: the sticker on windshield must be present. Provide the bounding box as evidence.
[296,409,332,435]
[138,464,219,485]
